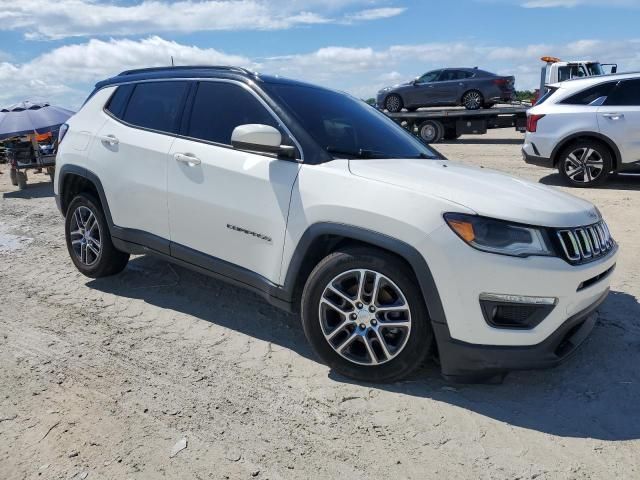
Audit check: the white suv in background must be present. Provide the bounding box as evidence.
[55,66,618,383]
[523,72,640,187]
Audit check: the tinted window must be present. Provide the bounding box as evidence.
[417,71,440,83]
[605,80,640,106]
[122,81,188,133]
[562,82,616,105]
[105,84,133,119]
[535,87,559,105]
[439,70,469,81]
[264,83,437,159]
[187,82,278,144]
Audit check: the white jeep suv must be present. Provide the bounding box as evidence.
[55,66,618,383]
[523,72,640,187]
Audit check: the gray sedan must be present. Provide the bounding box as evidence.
[377,68,515,111]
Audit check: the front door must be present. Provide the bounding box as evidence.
[598,79,640,166]
[167,80,301,284]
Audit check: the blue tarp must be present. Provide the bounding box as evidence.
[0,101,75,140]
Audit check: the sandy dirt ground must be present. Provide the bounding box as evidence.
[1,129,639,480]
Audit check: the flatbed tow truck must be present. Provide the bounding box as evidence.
[384,104,529,143]
[382,56,617,143]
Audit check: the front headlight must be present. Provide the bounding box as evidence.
[444,213,554,257]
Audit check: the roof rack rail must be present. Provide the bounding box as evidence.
[117,65,255,77]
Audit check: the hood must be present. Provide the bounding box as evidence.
[348,159,599,228]
[379,81,413,92]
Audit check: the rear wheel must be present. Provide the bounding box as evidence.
[384,94,403,113]
[418,120,444,143]
[9,168,18,186]
[16,171,27,190]
[65,193,130,277]
[558,140,612,188]
[462,90,483,110]
[301,247,433,382]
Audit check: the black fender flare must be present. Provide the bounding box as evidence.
[279,222,447,326]
[550,132,622,171]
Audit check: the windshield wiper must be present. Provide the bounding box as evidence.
[325,147,392,159]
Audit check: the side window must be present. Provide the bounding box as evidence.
[605,80,640,106]
[417,71,441,83]
[105,84,133,119]
[561,82,617,106]
[438,70,459,81]
[187,82,278,145]
[122,81,189,133]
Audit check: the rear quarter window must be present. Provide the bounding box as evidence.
[104,84,133,119]
[561,82,617,106]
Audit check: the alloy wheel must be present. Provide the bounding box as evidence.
[385,95,401,112]
[463,91,482,109]
[318,269,412,366]
[69,205,102,266]
[564,147,604,184]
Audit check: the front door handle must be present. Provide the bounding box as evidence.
[98,134,119,145]
[602,113,624,120]
[174,153,201,166]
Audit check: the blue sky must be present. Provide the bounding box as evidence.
[0,0,638,109]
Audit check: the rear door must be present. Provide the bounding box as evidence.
[597,79,640,166]
[89,81,189,248]
[436,70,469,104]
[167,80,301,283]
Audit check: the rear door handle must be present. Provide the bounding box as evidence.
[98,134,119,145]
[602,113,624,120]
[174,153,201,166]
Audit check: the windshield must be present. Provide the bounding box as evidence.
[264,83,438,159]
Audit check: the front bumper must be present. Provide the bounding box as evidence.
[433,289,608,382]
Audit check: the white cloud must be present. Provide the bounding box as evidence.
[1,36,639,108]
[345,7,406,21]
[0,0,401,39]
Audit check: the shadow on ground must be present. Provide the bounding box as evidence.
[440,138,524,145]
[540,172,640,191]
[2,180,54,199]
[88,255,640,441]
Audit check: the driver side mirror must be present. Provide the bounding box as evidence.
[231,124,296,159]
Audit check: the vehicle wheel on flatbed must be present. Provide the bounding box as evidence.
[462,90,484,110]
[301,247,433,383]
[558,139,612,188]
[418,120,444,143]
[9,168,18,186]
[65,193,130,278]
[16,171,27,190]
[384,94,403,113]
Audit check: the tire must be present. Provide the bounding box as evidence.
[16,171,27,190]
[65,193,130,278]
[462,90,484,110]
[301,247,434,383]
[9,168,18,186]
[557,140,612,188]
[418,120,444,143]
[384,94,403,113]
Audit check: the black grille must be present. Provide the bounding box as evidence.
[556,220,614,264]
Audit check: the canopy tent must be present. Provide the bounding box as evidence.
[0,101,74,141]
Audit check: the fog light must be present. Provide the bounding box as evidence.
[479,293,557,329]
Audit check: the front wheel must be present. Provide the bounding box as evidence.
[462,90,483,110]
[65,193,130,277]
[301,247,433,382]
[384,94,403,113]
[558,140,612,188]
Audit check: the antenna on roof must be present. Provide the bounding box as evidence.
[171,56,174,67]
